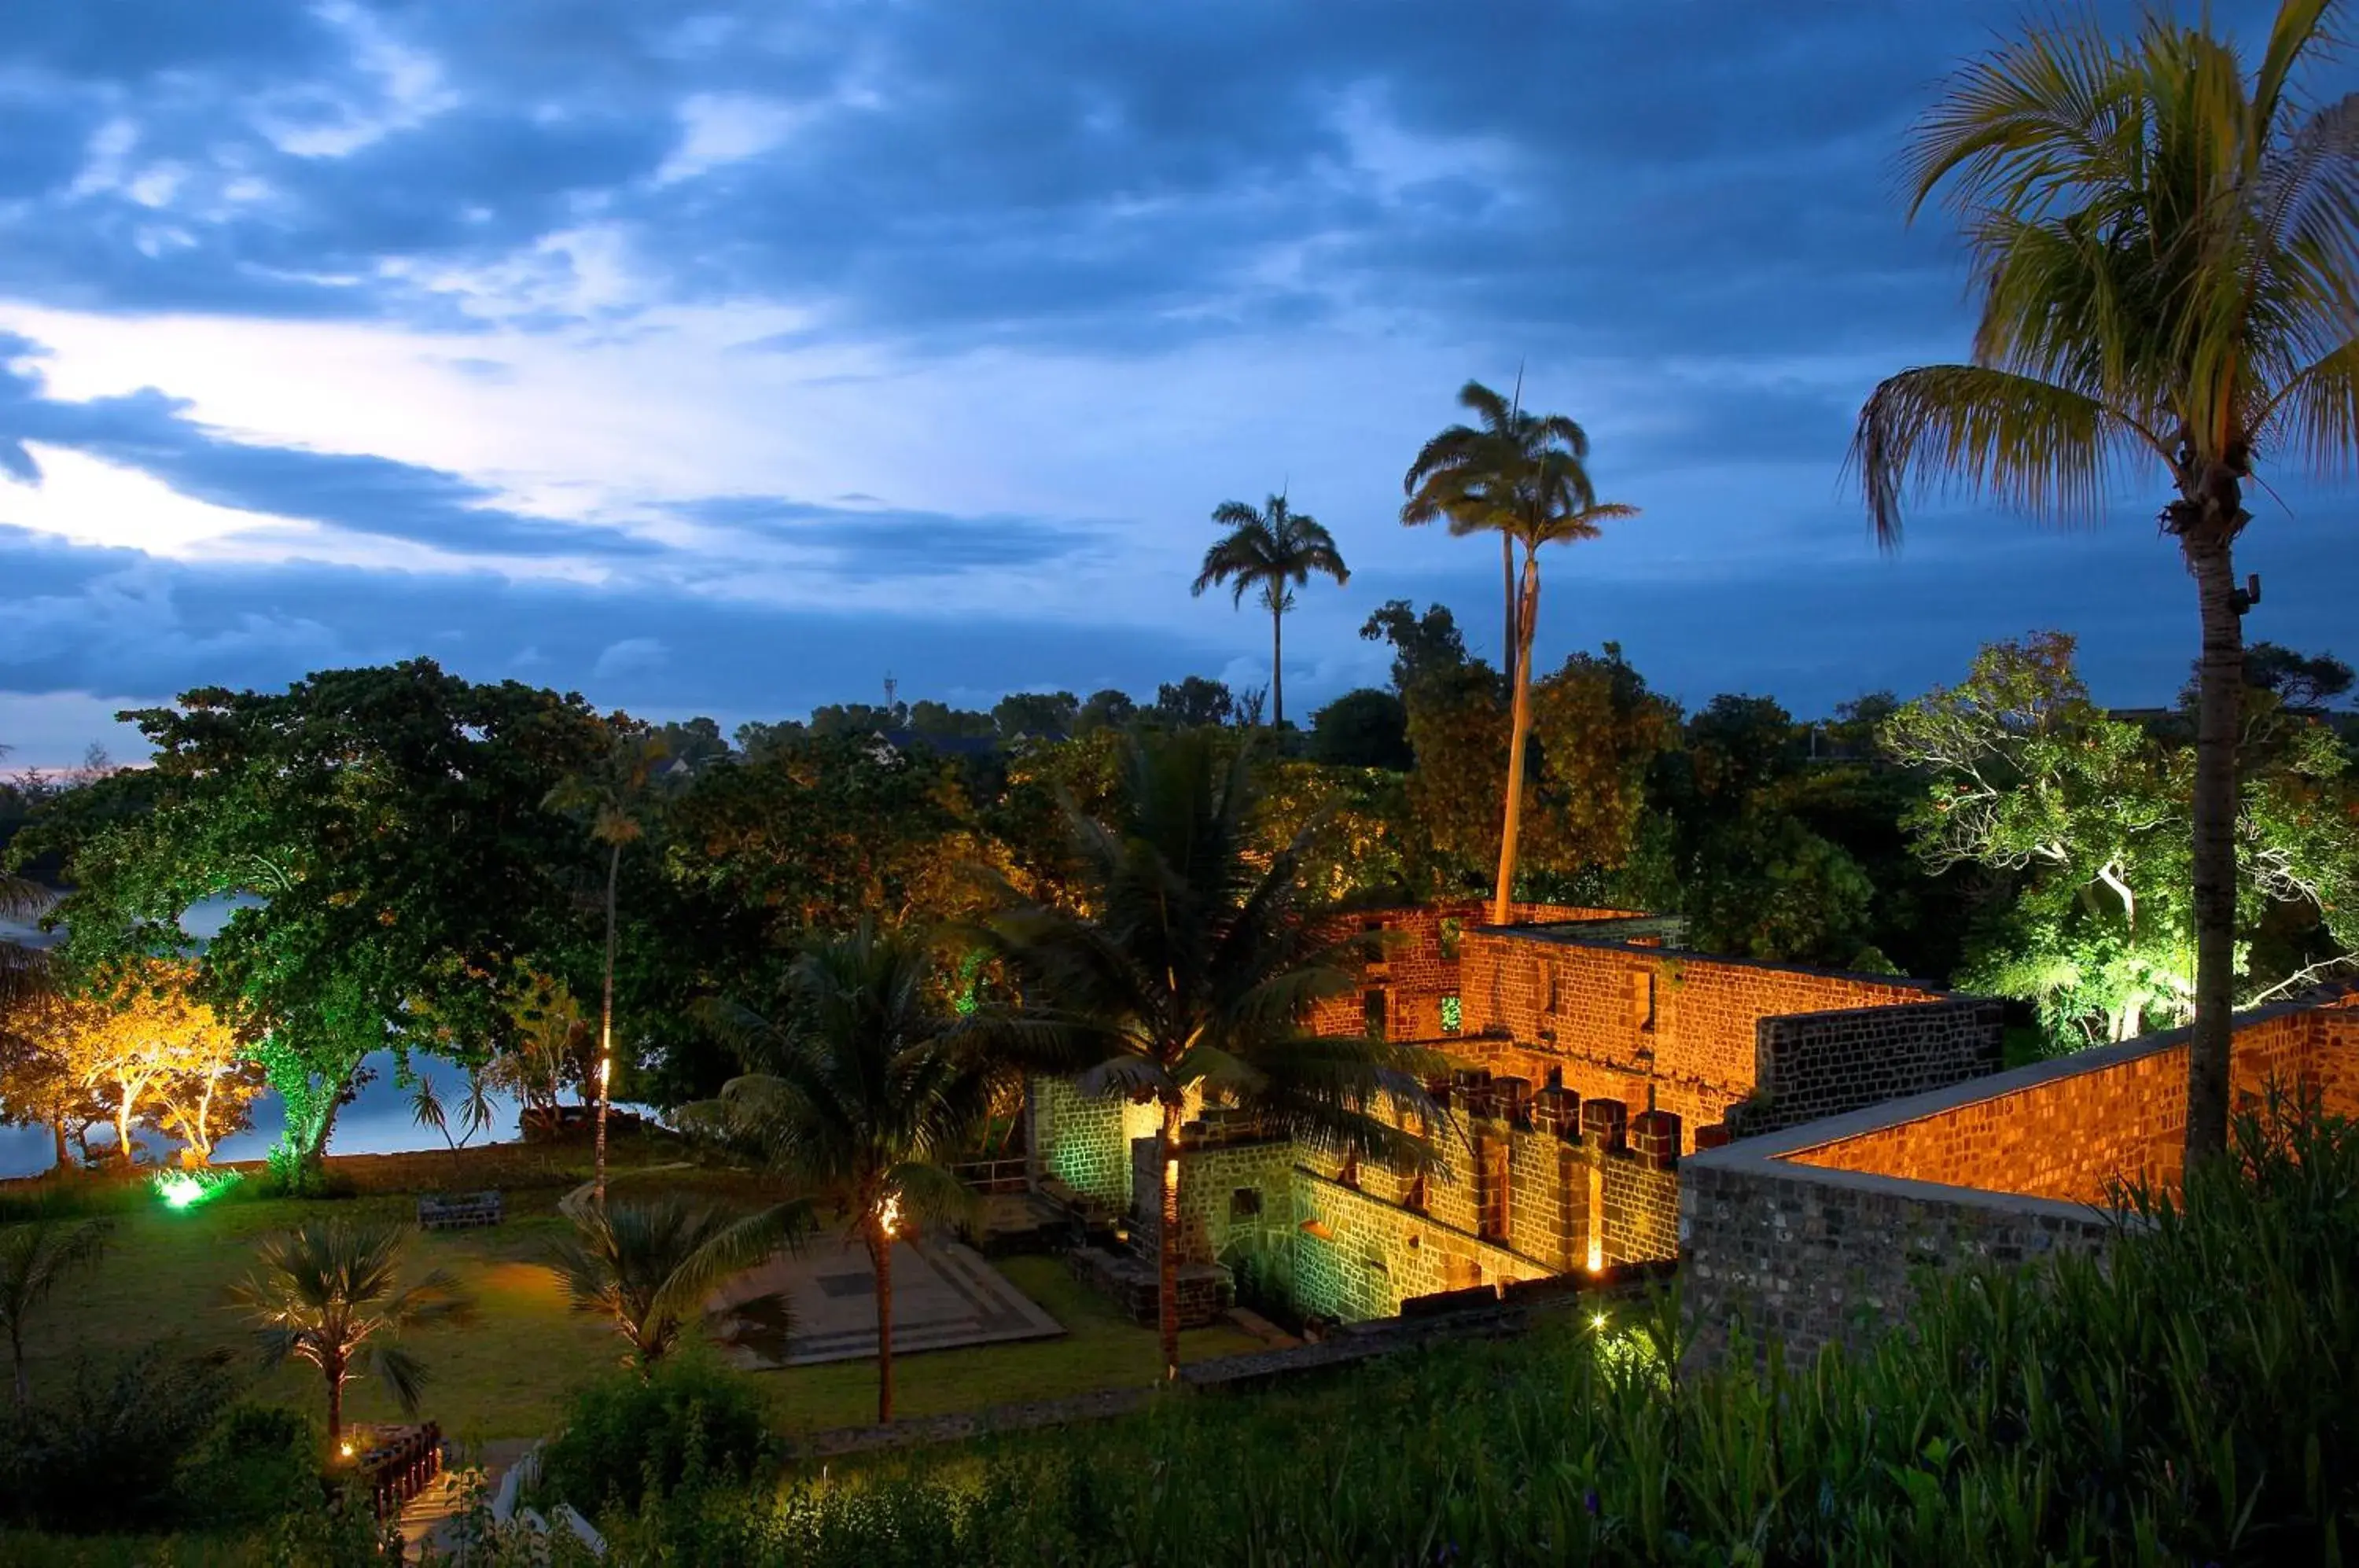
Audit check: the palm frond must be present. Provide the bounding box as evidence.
[1849,363,2160,546]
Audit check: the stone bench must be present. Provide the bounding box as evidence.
[417,1191,503,1231]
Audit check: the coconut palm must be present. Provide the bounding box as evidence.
[1403,380,1640,922]
[546,1194,808,1375]
[1191,493,1350,731]
[1849,0,2359,1159]
[546,725,672,1204]
[0,1218,111,1411]
[689,922,998,1424]
[982,731,1437,1379]
[226,1220,473,1448]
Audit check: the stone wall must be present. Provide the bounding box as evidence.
[1455,933,1953,1149]
[1678,991,2357,1364]
[1781,995,2359,1204]
[1308,900,1631,1044]
[1026,1078,1164,1210]
[1129,1132,1297,1266]
[1291,1169,1541,1321]
[1745,999,2005,1136]
[1679,1157,2114,1364]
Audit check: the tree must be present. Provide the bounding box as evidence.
[906,701,997,742]
[992,691,1080,742]
[1191,494,1350,731]
[1074,689,1139,734]
[1403,379,1640,922]
[982,732,1433,1378]
[1849,2,2359,1158]
[1358,600,1470,696]
[545,1197,804,1376]
[0,1019,109,1172]
[547,724,672,1205]
[226,1220,473,1449]
[409,1069,495,1188]
[24,662,609,1185]
[1149,677,1235,731]
[6,964,245,1169]
[690,923,996,1423]
[0,1219,111,1410]
[1308,689,1412,771]
[1884,632,2359,1047]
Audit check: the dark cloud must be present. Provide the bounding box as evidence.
[675,495,1105,577]
[0,335,653,556]
[0,527,1227,723]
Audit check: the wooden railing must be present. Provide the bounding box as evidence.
[351,1422,442,1519]
[949,1156,1031,1194]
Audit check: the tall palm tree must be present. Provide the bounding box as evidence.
[1191,493,1350,731]
[546,1195,808,1376]
[1849,0,2358,1160]
[546,726,672,1204]
[1403,380,1640,922]
[0,1218,111,1411]
[689,922,998,1424]
[982,731,1437,1379]
[226,1220,473,1449]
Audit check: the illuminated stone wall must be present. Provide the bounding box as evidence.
[1025,1077,1164,1209]
[1307,900,1632,1045]
[1454,934,1972,1149]
[1781,994,2359,1204]
[1680,992,2358,1363]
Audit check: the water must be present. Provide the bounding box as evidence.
[0,893,554,1179]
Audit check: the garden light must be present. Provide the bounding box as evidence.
[152,1169,241,1210]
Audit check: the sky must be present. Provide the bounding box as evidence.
[0,0,2350,769]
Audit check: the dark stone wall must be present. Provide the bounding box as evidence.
[1742,998,2004,1137]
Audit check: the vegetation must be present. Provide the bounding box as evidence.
[226,1218,474,1447]
[689,922,992,1422]
[547,1196,793,1375]
[1191,491,1351,731]
[1851,0,2359,1158]
[0,1216,112,1408]
[542,1352,773,1518]
[1401,377,1640,922]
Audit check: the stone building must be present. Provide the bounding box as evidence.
[1027,901,2003,1324]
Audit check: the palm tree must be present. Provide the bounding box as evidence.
[1849,0,2357,1161]
[689,922,998,1424]
[1403,380,1640,922]
[546,1195,808,1375]
[0,1218,111,1411]
[226,1220,473,1449]
[1191,493,1350,731]
[546,726,672,1204]
[983,731,1437,1379]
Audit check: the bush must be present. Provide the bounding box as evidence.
[0,1342,245,1532]
[543,1352,773,1517]
[175,1402,321,1528]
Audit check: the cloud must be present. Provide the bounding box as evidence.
[0,333,652,556]
[591,635,665,677]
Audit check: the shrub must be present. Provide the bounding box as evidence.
[174,1402,321,1528]
[0,1342,244,1532]
[542,1351,773,1517]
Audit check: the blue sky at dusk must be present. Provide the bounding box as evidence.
[0,0,2349,767]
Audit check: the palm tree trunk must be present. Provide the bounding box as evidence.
[1492,550,1541,926]
[597,839,619,1206]
[1270,596,1285,731]
[870,1221,895,1424]
[1500,535,1518,668]
[326,1361,344,1448]
[2183,519,2244,1163]
[10,1324,27,1413]
[1157,1097,1183,1380]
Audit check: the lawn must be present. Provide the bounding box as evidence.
[18,1151,1260,1444]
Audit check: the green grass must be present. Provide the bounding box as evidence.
[16,1156,1260,1445]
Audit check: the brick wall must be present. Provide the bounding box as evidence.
[1782,996,2359,1205]
[1679,1158,2114,1364]
[1456,933,1952,1148]
[1027,1078,1164,1209]
[1292,1169,1542,1321]
[1308,900,1631,1044]
[1129,1132,1297,1266]
[1746,999,2004,1136]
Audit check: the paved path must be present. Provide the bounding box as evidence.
[397,1438,537,1562]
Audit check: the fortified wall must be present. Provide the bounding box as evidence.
[1680,990,2359,1361]
[1030,902,2004,1327]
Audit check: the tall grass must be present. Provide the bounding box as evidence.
[554,1104,2357,1566]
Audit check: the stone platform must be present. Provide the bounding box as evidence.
[711,1235,1065,1368]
